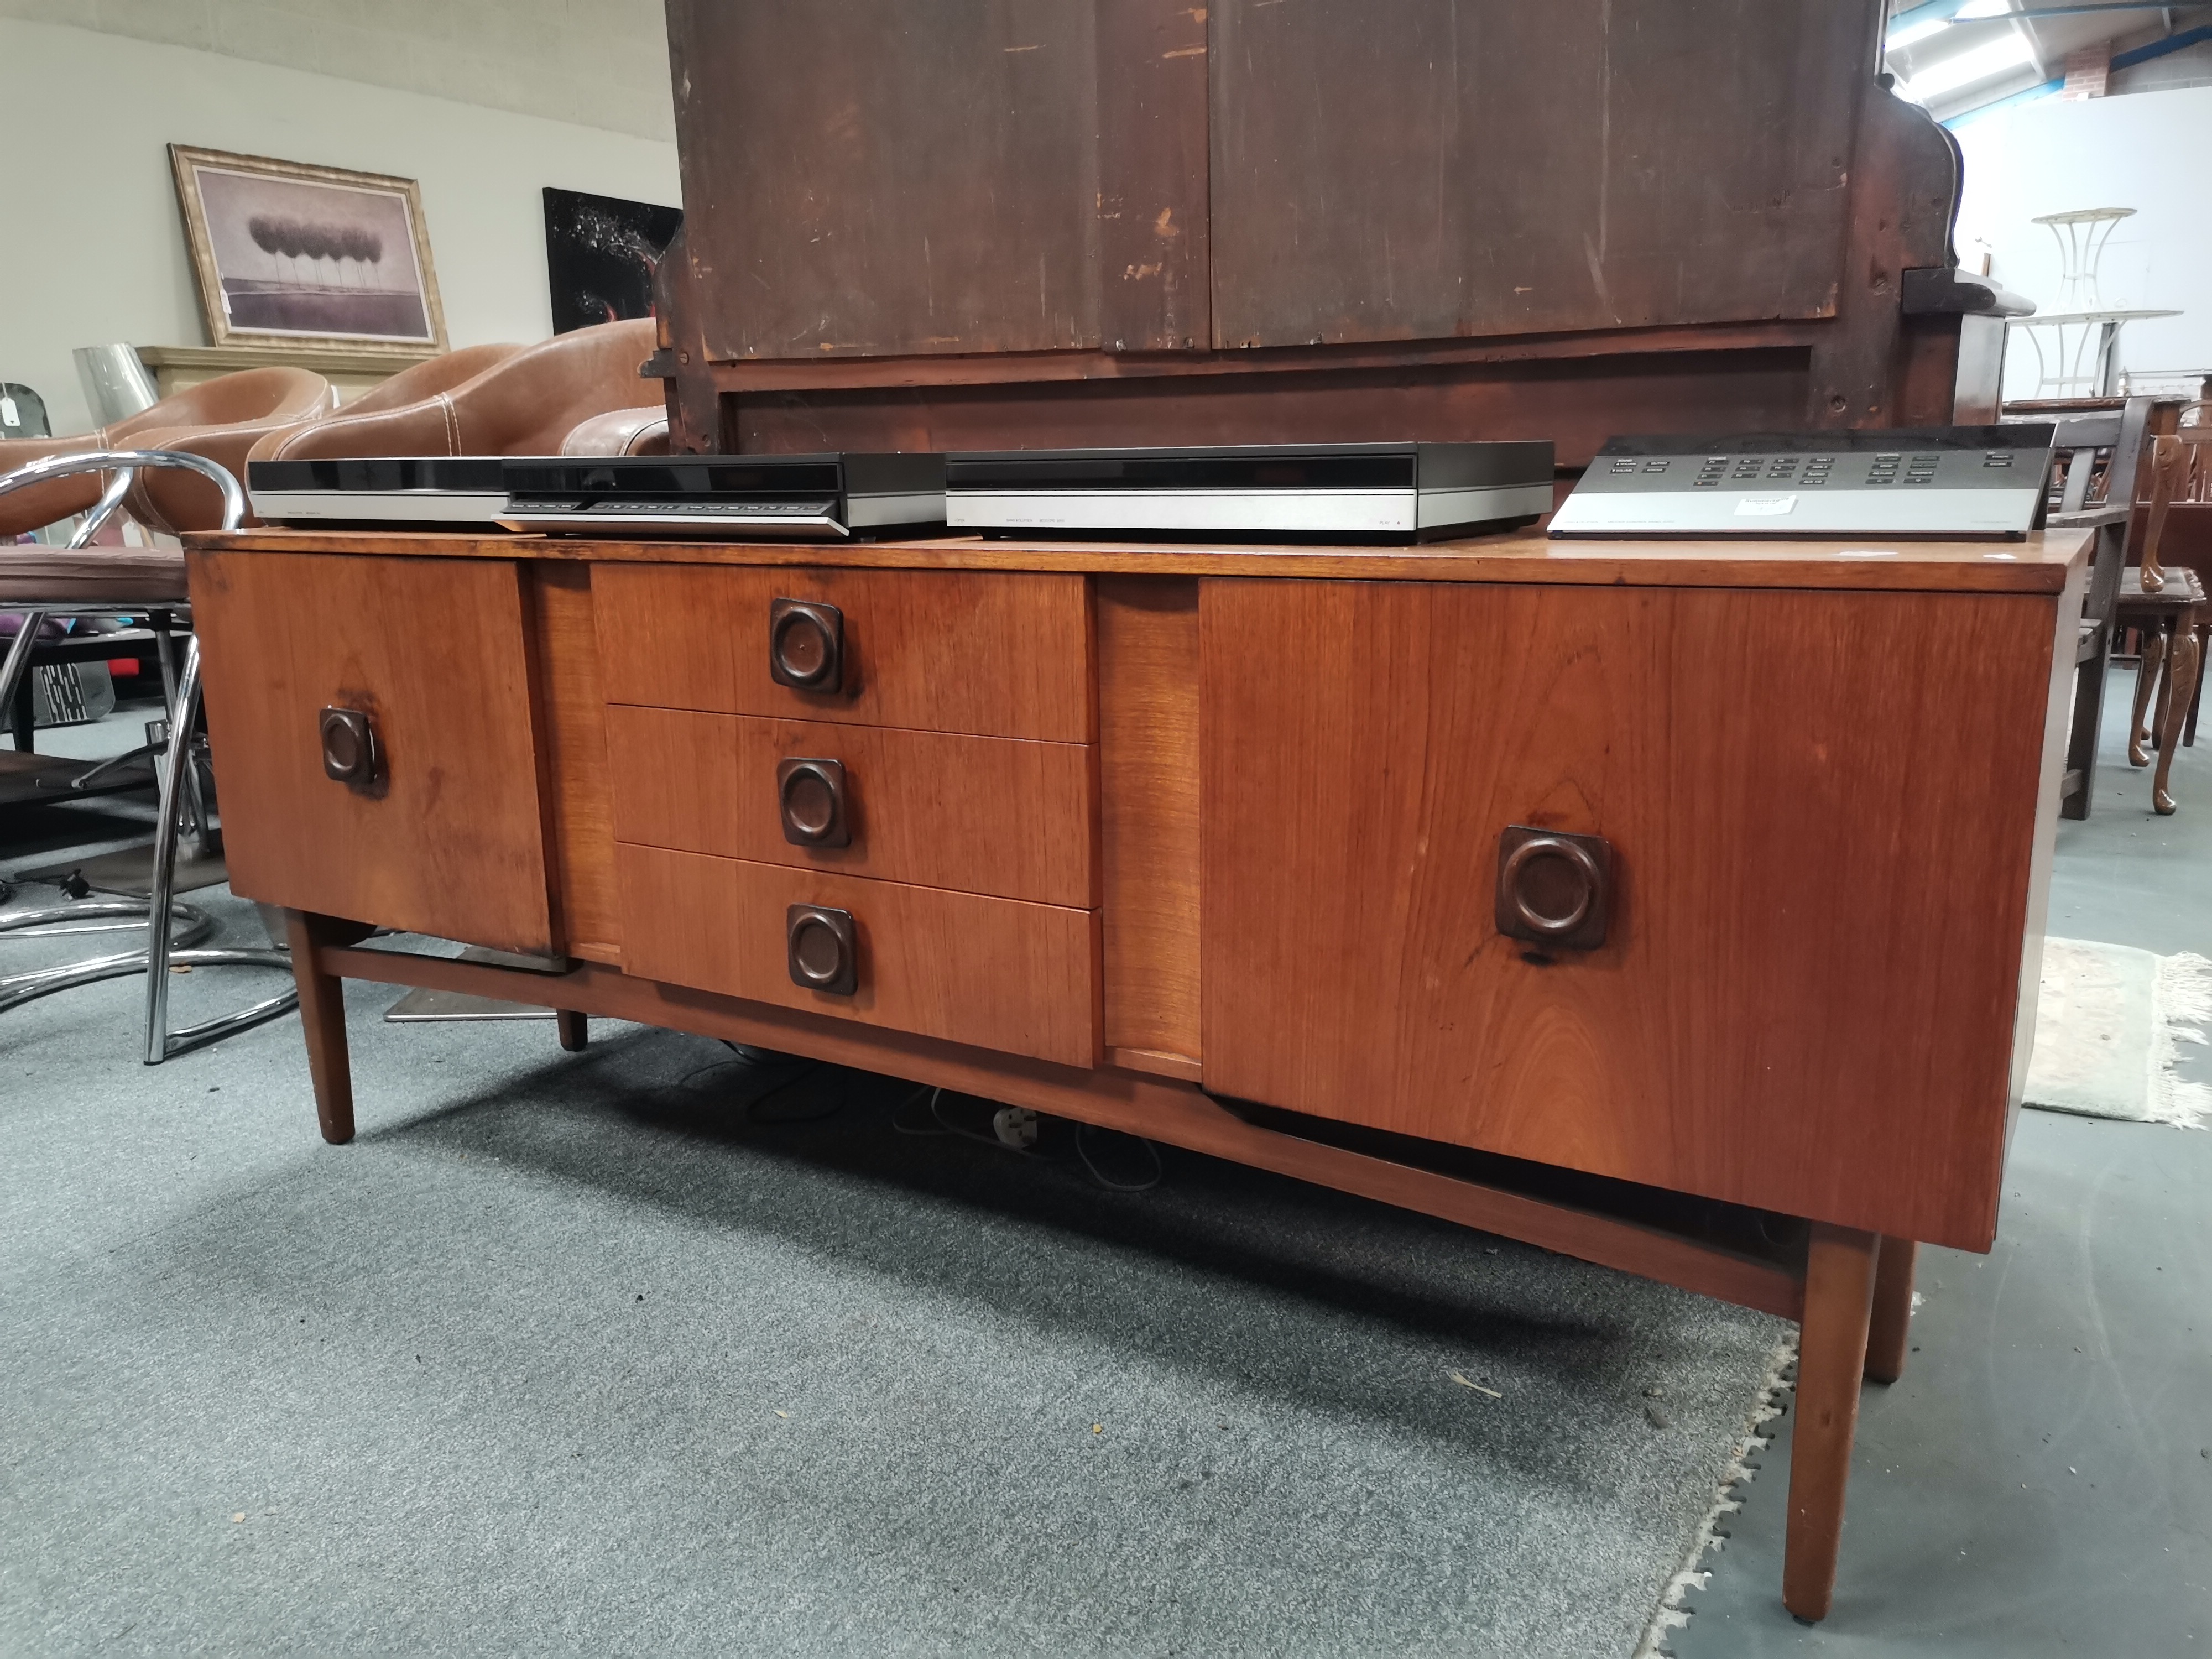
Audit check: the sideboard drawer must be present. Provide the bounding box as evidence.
[616,844,1100,1066]
[190,550,558,956]
[605,706,1096,907]
[594,564,1093,741]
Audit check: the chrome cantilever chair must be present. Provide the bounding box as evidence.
[0,450,295,1060]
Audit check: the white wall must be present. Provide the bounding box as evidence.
[0,18,680,436]
[1953,84,2212,400]
[0,0,675,142]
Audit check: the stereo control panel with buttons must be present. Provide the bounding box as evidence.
[1548,425,2056,539]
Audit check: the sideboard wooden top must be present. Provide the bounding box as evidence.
[187,525,2093,594]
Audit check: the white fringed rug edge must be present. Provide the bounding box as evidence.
[2025,939,2211,1129]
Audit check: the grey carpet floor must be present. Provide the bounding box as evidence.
[0,884,1788,1657]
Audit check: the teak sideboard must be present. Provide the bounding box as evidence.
[184,525,2089,1622]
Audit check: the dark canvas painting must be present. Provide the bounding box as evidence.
[544,187,682,333]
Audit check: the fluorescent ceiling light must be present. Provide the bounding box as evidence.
[1898,33,2037,102]
[1886,17,1949,49]
[1955,0,2013,17]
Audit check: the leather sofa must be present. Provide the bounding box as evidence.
[1,367,333,539]
[252,318,661,465]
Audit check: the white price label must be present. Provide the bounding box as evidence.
[1733,495,1797,517]
[0,395,18,427]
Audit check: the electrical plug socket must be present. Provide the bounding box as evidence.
[992,1106,1040,1150]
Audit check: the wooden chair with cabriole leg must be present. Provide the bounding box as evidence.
[2039,399,2157,821]
[2116,418,2209,813]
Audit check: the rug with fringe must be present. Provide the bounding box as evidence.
[2025,939,2211,1128]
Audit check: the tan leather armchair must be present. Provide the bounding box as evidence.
[242,343,523,468]
[560,405,670,457]
[0,367,332,538]
[263,319,659,463]
[140,345,528,533]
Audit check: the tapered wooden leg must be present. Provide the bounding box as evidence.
[2152,612,2202,816]
[283,910,355,1145]
[1783,1223,1878,1623]
[556,1010,589,1051]
[2130,629,2166,768]
[1863,1235,1917,1384]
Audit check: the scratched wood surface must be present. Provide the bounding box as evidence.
[667,0,1212,362]
[1209,0,1876,348]
[665,0,1877,364]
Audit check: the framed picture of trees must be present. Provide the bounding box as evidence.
[169,144,448,354]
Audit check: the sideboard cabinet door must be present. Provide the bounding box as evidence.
[1196,576,2059,1251]
[189,551,559,958]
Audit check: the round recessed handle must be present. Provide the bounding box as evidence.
[1503,837,1599,936]
[786,904,857,995]
[769,598,844,692]
[319,706,380,790]
[777,757,849,847]
[1494,826,1612,951]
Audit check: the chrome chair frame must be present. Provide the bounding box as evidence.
[1,472,203,829]
[0,450,295,1060]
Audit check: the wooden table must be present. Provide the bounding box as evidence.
[184,524,2090,1622]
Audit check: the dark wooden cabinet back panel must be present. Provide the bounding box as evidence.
[734,347,1811,466]
[1096,0,1213,352]
[1198,577,2057,1251]
[190,551,556,956]
[1209,0,1876,347]
[666,0,1211,363]
[594,564,1095,742]
[670,0,1097,361]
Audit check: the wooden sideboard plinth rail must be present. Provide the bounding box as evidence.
[305,920,1803,1321]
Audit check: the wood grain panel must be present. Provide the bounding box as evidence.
[1208,0,1873,347]
[731,347,1808,468]
[615,844,1099,1066]
[1198,578,2062,1251]
[1097,576,1200,1069]
[195,528,2091,598]
[667,0,1104,361]
[594,564,1094,740]
[604,706,1095,907]
[2006,551,2089,1142]
[530,562,620,964]
[189,551,556,955]
[1095,0,1211,354]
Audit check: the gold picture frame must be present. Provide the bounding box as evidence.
[169,143,448,356]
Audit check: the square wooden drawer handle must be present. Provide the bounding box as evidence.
[319,706,381,794]
[769,598,844,692]
[777,757,850,847]
[1494,825,1612,951]
[787,904,857,995]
